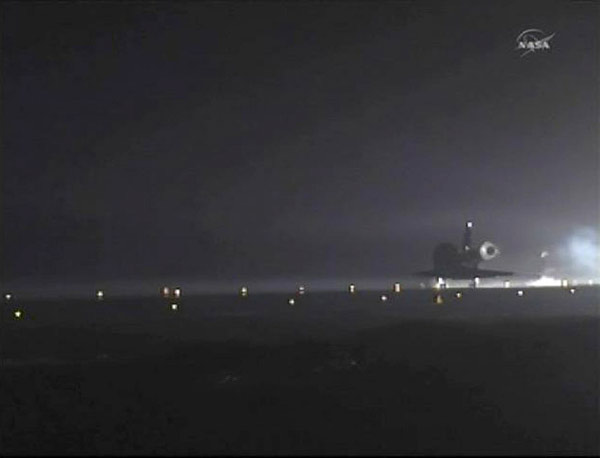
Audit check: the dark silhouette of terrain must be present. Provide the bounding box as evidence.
[1,288,598,455]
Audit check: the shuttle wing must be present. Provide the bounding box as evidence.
[414,267,513,279]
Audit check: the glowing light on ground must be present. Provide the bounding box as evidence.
[380,294,388,302]
[161,286,170,298]
[288,298,295,306]
[348,284,356,294]
[298,286,305,295]
[455,291,462,299]
[240,286,248,297]
[96,290,104,300]
[14,310,22,319]
[173,287,181,298]
[527,276,562,288]
[434,294,444,304]
[170,303,178,311]
[393,283,401,293]
[4,293,12,301]
[517,290,524,296]
[569,288,576,294]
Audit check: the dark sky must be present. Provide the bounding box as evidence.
[1,0,598,284]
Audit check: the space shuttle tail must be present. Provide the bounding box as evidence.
[462,221,473,252]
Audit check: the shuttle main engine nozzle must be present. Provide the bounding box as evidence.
[479,241,500,261]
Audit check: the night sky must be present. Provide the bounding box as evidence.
[1,1,598,287]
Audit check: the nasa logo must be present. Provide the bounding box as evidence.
[515,29,555,57]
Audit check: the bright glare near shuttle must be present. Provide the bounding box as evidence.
[455,291,462,299]
[526,275,562,288]
[504,280,511,288]
[435,277,447,290]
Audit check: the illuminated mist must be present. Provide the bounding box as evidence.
[556,227,600,278]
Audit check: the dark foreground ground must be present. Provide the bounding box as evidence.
[1,287,599,455]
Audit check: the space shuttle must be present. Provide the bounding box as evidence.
[416,221,513,279]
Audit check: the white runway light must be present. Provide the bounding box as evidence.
[161,286,170,298]
[380,294,388,302]
[173,287,182,298]
[504,280,511,288]
[14,309,23,319]
[96,290,104,300]
[393,282,401,293]
[517,290,524,296]
[288,298,295,306]
[4,293,12,301]
[170,303,178,311]
[298,286,305,295]
[240,286,248,297]
[569,288,576,294]
[348,283,356,294]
